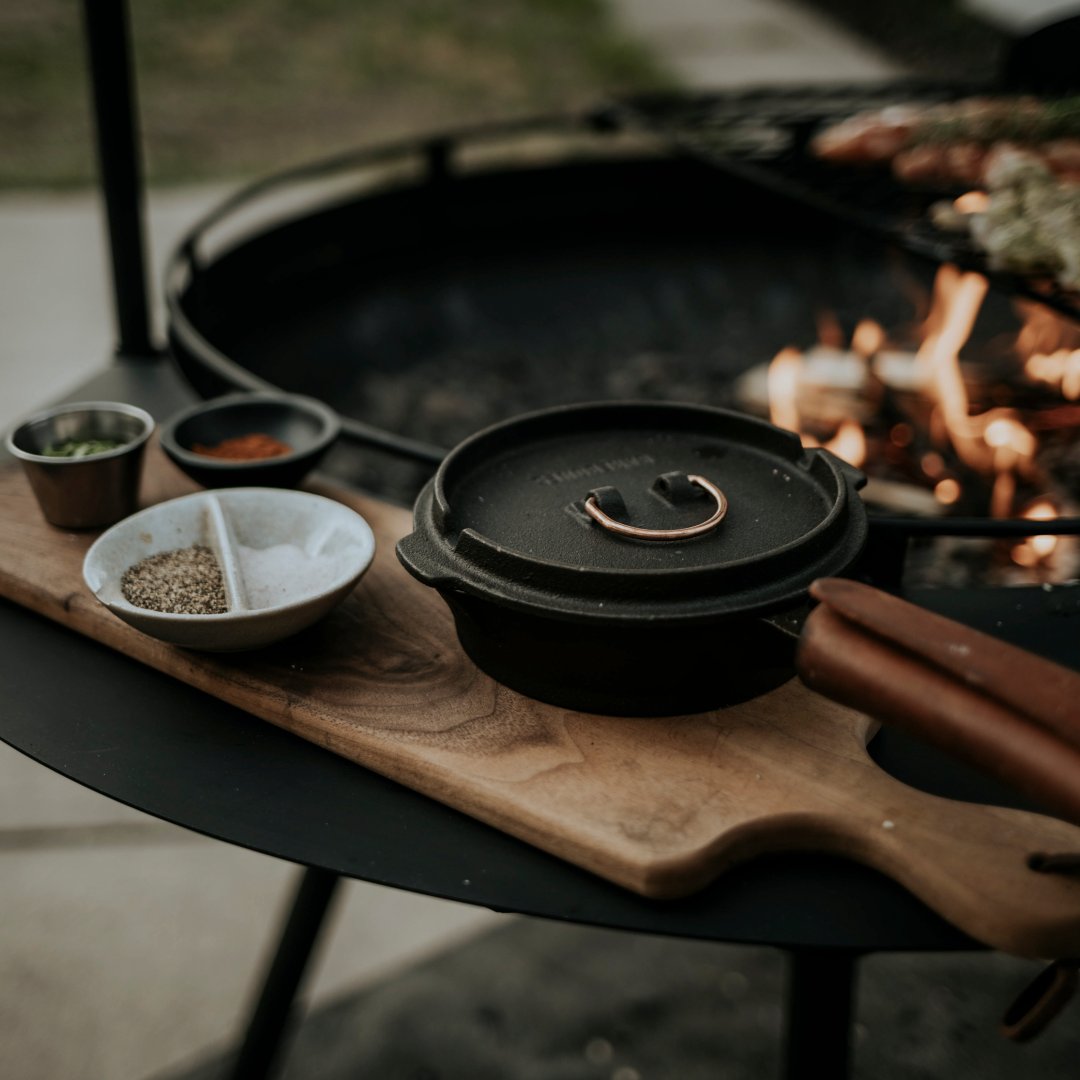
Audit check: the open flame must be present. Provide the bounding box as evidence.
[766,347,803,436]
[762,263,1075,530]
[825,419,867,466]
[1026,350,1080,400]
[766,346,868,467]
[1018,300,1080,401]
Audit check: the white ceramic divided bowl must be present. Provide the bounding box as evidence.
[83,488,376,650]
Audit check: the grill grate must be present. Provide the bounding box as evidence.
[620,83,1080,324]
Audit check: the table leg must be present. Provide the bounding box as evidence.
[79,0,157,360]
[229,866,341,1080]
[782,947,859,1080]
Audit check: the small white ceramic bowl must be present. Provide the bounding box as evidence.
[83,488,375,651]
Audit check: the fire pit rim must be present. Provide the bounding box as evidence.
[162,103,1080,545]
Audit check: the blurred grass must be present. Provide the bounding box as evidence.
[0,0,674,189]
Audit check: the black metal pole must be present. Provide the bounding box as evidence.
[228,866,341,1080]
[783,948,858,1080]
[80,0,157,359]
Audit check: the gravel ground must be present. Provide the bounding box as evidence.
[163,918,1080,1080]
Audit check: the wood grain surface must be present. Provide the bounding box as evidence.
[3,447,1080,958]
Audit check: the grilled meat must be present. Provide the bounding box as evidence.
[812,97,1080,187]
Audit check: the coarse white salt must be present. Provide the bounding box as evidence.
[237,543,351,609]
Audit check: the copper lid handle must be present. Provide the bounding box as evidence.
[584,474,728,541]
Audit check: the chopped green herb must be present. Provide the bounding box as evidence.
[43,438,126,458]
[912,96,1080,147]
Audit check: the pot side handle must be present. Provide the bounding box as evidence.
[395,531,454,588]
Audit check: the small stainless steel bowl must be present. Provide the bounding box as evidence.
[6,401,155,528]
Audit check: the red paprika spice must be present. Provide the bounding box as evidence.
[191,433,293,460]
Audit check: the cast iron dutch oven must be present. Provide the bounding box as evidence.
[396,402,867,715]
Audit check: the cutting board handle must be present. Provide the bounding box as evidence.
[805,768,1080,959]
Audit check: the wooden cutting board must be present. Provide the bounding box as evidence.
[3,448,1080,958]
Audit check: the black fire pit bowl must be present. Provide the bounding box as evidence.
[397,401,868,716]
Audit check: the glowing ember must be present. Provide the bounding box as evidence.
[934,478,961,505]
[953,190,990,214]
[890,423,914,447]
[1012,500,1060,567]
[852,318,885,359]
[985,418,1017,447]
[921,452,945,479]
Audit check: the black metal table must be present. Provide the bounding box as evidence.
[6,357,1080,1080]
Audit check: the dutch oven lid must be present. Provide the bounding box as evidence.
[397,402,868,623]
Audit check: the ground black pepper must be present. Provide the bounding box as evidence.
[120,545,228,614]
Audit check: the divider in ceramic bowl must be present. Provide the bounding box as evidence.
[83,488,375,651]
